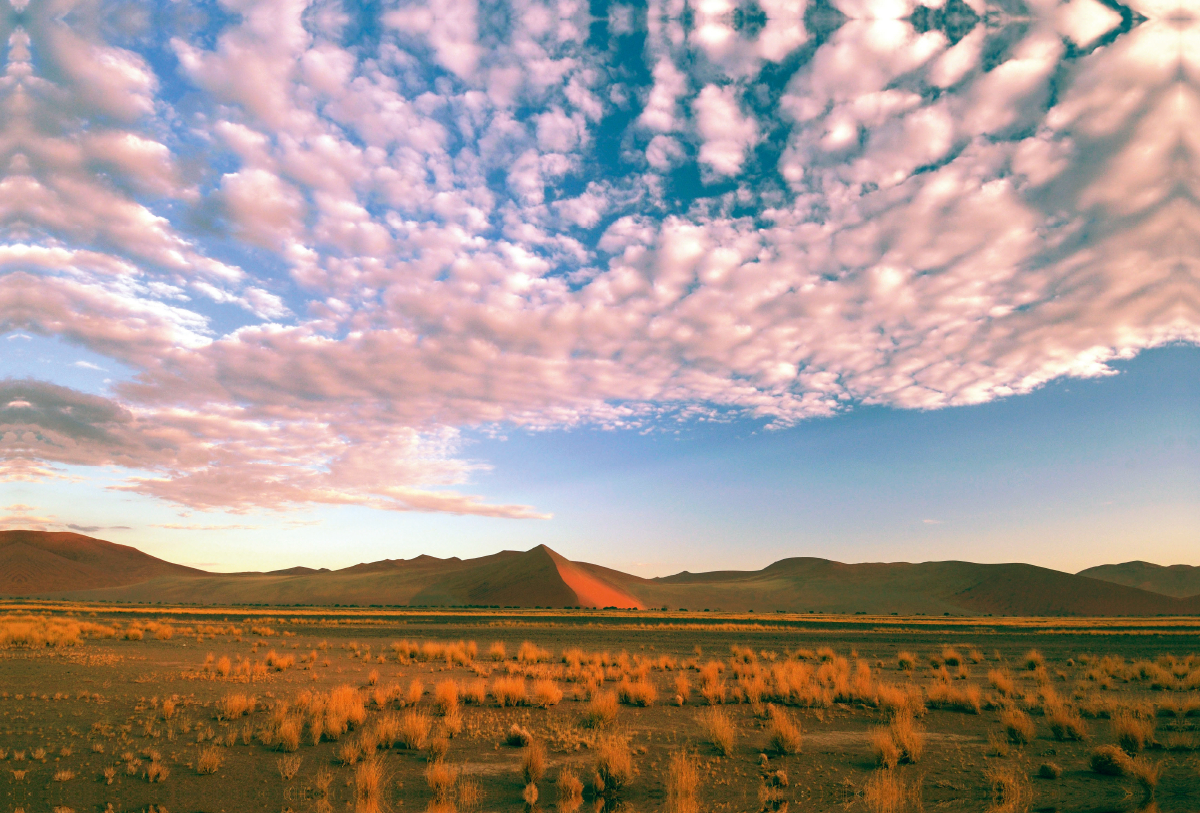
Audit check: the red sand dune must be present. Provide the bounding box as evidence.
[544,546,645,609]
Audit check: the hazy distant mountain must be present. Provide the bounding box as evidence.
[4,530,1199,616]
[1078,561,1200,599]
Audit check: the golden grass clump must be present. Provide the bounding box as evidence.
[433,680,459,715]
[863,768,919,813]
[425,760,459,801]
[557,768,584,807]
[145,760,169,783]
[355,756,384,813]
[506,724,533,747]
[673,673,691,704]
[870,712,924,767]
[925,681,982,714]
[522,740,547,784]
[698,707,736,756]
[665,751,699,813]
[277,717,302,752]
[396,710,432,750]
[518,641,552,663]
[766,705,802,755]
[1024,650,1045,671]
[988,669,1018,698]
[1045,701,1089,741]
[984,764,1030,811]
[196,746,223,774]
[592,735,633,795]
[580,690,619,728]
[404,679,424,707]
[218,695,255,719]
[1113,710,1156,752]
[463,679,488,705]
[1089,745,1161,790]
[492,676,526,707]
[617,678,658,707]
[488,641,507,661]
[1000,707,1035,744]
[896,651,916,672]
[532,678,564,707]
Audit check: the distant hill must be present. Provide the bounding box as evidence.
[0,530,204,594]
[3,530,1199,616]
[1078,561,1200,599]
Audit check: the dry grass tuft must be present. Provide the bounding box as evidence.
[698,707,736,756]
[1113,711,1156,752]
[580,691,619,729]
[897,651,916,672]
[665,751,699,813]
[1024,650,1045,671]
[397,710,432,750]
[532,678,564,708]
[434,680,459,715]
[492,676,526,707]
[984,764,1030,811]
[557,768,584,809]
[1000,707,1034,744]
[766,705,802,755]
[196,746,223,775]
[355,756,384,813]
[522,740,547,784]
[863,769,919,813]
[425,760,459,801]
[488,641,507,661]
[617,678,657,707]
[870,712,924,767]
[592,735,633,796]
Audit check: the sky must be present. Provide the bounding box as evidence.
[0,0,1196,575]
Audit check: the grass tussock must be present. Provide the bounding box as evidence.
[492,676,526,707]
[557,768,584,809]
[580,691,618,729]
[592,735,633,796]
[532,678,564,707]
[196,746,223,774]
[355,756,384,813]
[506,723,533,747]
[926,680,982,714]
[1089,745,1161,790]
[425,760,459,801]
[1113,710,1156,752]
[396,710,432,750]
[617,678,657,707]
[863,769,920,813]
[999,707,1035,744]
[665,752,699,813]
[870,712,925,768]
[766,705,802,755]
[698,707,736,756]
[433,680,458,715]
[522,740,547,784]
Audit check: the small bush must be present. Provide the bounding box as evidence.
[488,642,507,661]
[1024,650,1045,671]
[897,651,916,671]
[492,676,526,707]
[506,724,533,747]
[1090,744,1132,776]
[1037,762,1062,779]
[1113,711,1155,752]
[433,680,458,715]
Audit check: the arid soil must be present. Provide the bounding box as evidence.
[2,604,1199,813]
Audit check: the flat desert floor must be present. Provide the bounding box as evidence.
[2,604,1199,813]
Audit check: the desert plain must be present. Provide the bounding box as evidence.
[2,604,1200,813]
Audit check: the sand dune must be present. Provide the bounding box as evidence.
[1078,561,1200,599]
[3,530,1198,615]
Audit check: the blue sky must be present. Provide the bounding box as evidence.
[1,0,1196,574]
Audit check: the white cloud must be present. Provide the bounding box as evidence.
[693,85,758,176]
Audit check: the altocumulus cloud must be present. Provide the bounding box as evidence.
[0,0,1195,516]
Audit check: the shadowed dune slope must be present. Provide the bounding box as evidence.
[1078,561,1200,599]
[0,531,204,594]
